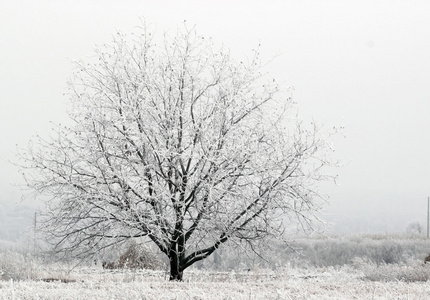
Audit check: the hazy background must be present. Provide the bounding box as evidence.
[1,0,430,241]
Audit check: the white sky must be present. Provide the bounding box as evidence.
[1,0,430,234]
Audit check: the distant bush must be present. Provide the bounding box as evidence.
[405,222,424,236]
[280,234,430,268]
[0,251,43,280]
[194,234,430,270]
[0,251,77,282]
[102,242,164,270]
[354,258,430,282]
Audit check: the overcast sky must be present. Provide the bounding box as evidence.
[1,0,430,235]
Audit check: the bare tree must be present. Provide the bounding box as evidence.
[20,24,335,280]
[406,222,424,236]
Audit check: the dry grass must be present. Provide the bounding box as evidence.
[2,234,430,299]
[1,266,430,300]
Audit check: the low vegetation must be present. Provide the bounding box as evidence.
[1,234,430,299]
[194,233,430,270]
[102,242,164,270]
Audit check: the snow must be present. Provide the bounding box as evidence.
[1,267,430,299]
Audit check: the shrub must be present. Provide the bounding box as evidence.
[362,259,430,282]
[0,251,42,280]
[279,234,430,268]
[103,242,164,270]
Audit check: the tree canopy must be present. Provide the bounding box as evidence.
[20,24,335,280]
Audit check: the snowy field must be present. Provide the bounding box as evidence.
[2,234,430,299]
[2,265,430,299]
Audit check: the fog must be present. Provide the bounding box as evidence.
[1,0,430,239]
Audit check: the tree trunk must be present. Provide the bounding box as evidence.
[169,265,183,281]
[169,225,186,280]
[169,250,184,281]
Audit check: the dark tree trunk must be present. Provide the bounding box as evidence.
[169,221,186,280]
[169,264,183,281]
[169,249,184,281]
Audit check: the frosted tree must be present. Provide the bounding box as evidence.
[20,24,335,280]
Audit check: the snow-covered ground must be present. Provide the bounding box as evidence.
[2,234,430,299]
[1,266,430,299]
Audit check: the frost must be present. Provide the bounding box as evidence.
[18,23,338,280]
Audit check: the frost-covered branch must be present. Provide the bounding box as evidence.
[19,23,336,281]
